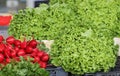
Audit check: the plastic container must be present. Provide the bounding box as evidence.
[84,73,95,76]
[79,71,120,76]
[115,56,120,71]
[34,0,49,7]
[46,67,68,76]
[116,72,120,76]
[95,71,120,76]
[0,15,12,25]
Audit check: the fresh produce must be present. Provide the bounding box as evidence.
[14,40,21,46]
[11,51,16,58]
[0,35,50,69]
[0,57,49,76]
[49,0,119,74]
[4,48,11,58]
[17,49,25,56]
[28,39,38,48]
[25,46,33,53]
[6,58,10,63]
[41,54,49,62]
[37,51,44,57]
[114,0,120,36]
[14,47,19,52]
[20,38,27,49]
[0,54,4,63]
[0,43,5,52]
[39,61,47,68]
[8,0,119,75]
[6,36,15,44]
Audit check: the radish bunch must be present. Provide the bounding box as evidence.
[0,35,49,68]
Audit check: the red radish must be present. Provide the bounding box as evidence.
[33,56,40,62]
[43,52,49,56]
[33,48,39,53]
[14,57,20,62]
[23,55,29,61]
[5,43,13,50]
[11,51,16,58]
[30,54,34,58]
[39,61,47,68]
[41,54,49,62]
[0,35,4,43]
[37,51,44,58]
[25,46,33,54]
[31,48,39,57]
[31,52,37,57]
[14,40,21,46]
[0,43,5,52]
[4,49,11,58]
[1,62,7,67]
[27,40,30,45]
[6,36,15,44]
[14,47,19,52]
[17,49,25,56]
[28,40,37,48]
[6,58,10,63]
[0,53,4,62]
[20,38,27,49]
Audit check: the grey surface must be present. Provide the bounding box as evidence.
[46,67,68,76]
[0,6,9,13]
[0,26,9,38]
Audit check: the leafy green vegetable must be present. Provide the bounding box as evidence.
[0,57,49,76]
[8,0,120,75]
[114,0,120,36]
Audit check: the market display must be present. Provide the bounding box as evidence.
[0,35,49,69]
[3,0,120,76]
[0,57,49,76]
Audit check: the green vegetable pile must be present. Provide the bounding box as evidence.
[115,0,120,36]
[0,57,49,76]
[8,0,120,75]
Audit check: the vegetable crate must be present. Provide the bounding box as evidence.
[34,0,49,7]
[95,71,120,76]
[46,67,68,76]
[113,56,120,71]
[84,71,120,76]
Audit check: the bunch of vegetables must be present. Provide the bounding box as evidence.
[114,0,120,36]
[0,35,49,69]
[8,0,120,75]
[0,57,49,76]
